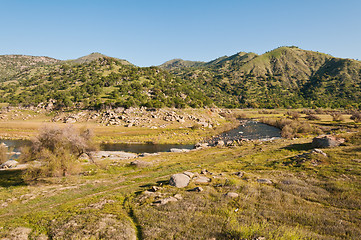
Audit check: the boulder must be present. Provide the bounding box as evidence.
[224,192,239,198]
[0,160,18,169]
[183,171,195,178]
[216,140,225,147]
[194,176,211,184]
[94,151,138,160]
[174,194,183,200]
[195,142,209,149]
[257,179,273,184]
[311,148,328,157]
[169,148,190,153]
[234,171,244,177]
[151,186,161,192]
[312,135,345,148]
[190,186,204,192]
[169,174,190,188]
[139,153,159,157]
[154,196,178,205]
[130,160,152,167]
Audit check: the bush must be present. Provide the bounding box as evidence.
[301,109,316,115]
[0,143,8,164]
[260,118,321,139]
[305,114,321,121]
[350,112,361,122]
[21,125,97,179]
[315,108,325,114]
[286,111,300,120]
[330,112,345,122]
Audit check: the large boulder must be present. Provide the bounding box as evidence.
[312,135,345,148]
[169,174,190,188]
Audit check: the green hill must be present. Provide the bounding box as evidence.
[0,55,60,81]
[161,47,361,109]
[0,47,361,110]
[0,56,212,109]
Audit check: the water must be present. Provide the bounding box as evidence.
[0,120,281,156]
[0,139,194,155]
[100,143,194,153]
[209,120,281,144]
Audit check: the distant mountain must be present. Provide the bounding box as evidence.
[0,55,60,81]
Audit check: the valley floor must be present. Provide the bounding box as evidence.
[0,108,360,239]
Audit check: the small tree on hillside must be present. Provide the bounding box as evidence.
[21,125,97,179]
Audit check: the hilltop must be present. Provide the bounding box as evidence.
[67,52,133,65]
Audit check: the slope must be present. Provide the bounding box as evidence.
[163,47,361,109]
[0,55,60,81]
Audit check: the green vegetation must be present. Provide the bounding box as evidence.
[162,47,361,109]
[0,57,213,109]
[1,47,361,110]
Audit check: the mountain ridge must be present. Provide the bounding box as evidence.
[0,47,360,109]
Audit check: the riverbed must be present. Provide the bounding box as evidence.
[1,120,281,158]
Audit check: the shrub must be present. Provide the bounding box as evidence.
[0,143,8,164]
[330,112,345,122]
[258,110,280,115]
[350,111,361,122]
[315,108,325,114]
[305,114,321,121]
[260,118,321,139]
[21,125,97,179]
[286,111,300,120]
[301,109,316,115]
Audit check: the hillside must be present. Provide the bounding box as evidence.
[0,56,212,109]
[0,47,361,110]
[0,55,60,81]
[161,47,361,109]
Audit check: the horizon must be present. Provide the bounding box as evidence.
[1,0,361,66]
[2,46,359,67]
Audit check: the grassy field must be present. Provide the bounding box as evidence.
[0,108,360,239]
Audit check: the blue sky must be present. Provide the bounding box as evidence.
[0,0,360,66]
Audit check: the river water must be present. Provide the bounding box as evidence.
[1,120,280,157]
